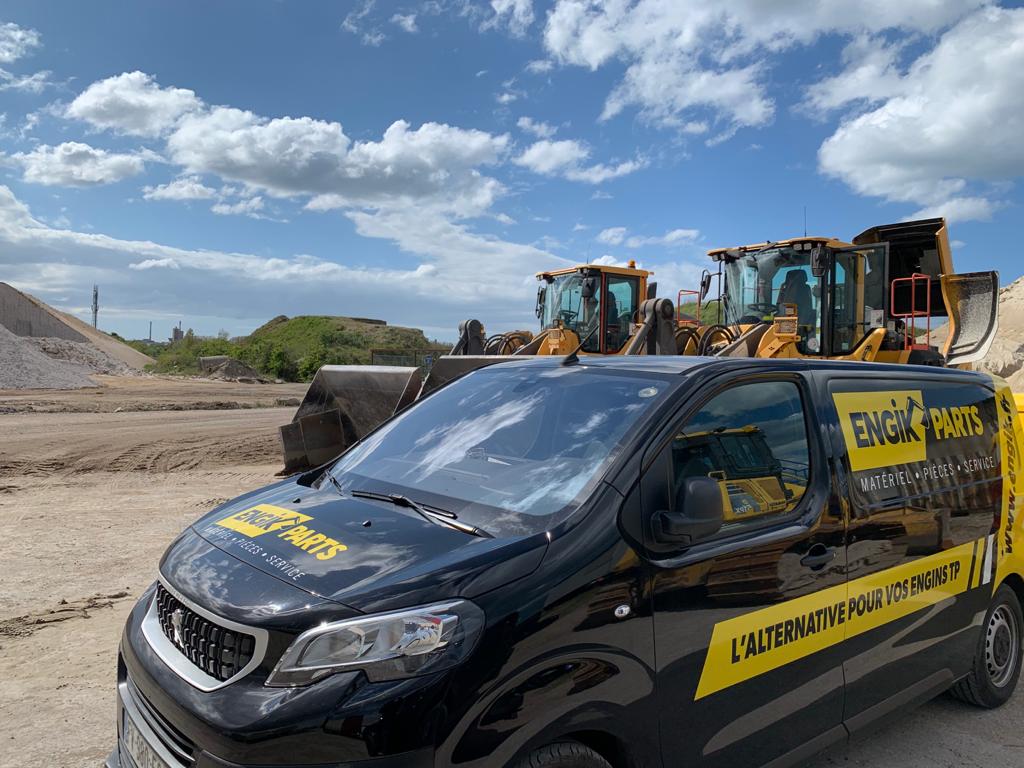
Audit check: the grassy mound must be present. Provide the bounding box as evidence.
[126,315,437,382]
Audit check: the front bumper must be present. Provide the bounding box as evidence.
[108,587,441,767]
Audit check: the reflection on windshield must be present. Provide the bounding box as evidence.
[329,366,671,535]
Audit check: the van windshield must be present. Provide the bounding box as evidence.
[327,365,674,536]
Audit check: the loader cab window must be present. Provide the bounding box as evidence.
[722,247,822,354]
[539,273,602,353]
[671,381,811,530]
[605,275,639,352]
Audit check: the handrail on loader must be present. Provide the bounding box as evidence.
[890,272,932,351]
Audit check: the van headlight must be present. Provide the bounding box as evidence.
[266,600,485,687]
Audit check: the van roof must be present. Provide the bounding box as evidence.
[472,355,993,382]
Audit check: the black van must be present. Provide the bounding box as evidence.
[109,356,1024,768]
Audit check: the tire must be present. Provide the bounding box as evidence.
[950,584,1023,708]
[510,741,613,768]
[698,324,734,356]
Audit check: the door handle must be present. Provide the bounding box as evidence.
[800,545,837,570]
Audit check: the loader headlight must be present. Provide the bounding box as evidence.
[266,600,485,687]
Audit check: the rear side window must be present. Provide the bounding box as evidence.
[672,381,811,530]
[829,379,1001,545]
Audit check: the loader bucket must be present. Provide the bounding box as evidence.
[280,365,421,474]
[941,270,999,367]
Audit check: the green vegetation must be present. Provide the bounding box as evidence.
[126,315,437,382]
[677,299,724,325]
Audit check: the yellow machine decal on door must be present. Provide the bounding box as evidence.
[695,538,991,700]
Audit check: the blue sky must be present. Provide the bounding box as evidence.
[1,0,1022,341]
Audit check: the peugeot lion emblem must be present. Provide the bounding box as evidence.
[171,608,184,646]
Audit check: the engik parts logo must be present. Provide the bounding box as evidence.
[832,390,985,472]
[215,504,348,560]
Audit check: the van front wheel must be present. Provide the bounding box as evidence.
[951,584,1023,708]
[510,741,613,768]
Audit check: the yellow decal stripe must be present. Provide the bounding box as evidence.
[695,540,977,700]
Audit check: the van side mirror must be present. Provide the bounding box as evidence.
[811,246,829,279]
[647,281,657,299]
[653,476,724,544]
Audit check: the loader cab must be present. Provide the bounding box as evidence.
[708,218,998,366]
[535,263,651,354]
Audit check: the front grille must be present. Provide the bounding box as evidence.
[155,584,256,682]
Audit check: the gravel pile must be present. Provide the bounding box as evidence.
[26,336,134,375]
[207,358,269,383]
[0,324,96,389]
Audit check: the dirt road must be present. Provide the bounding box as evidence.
[0,405,1021,768]
[0,373,306,413]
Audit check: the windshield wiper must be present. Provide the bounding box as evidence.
[351,490,493,538]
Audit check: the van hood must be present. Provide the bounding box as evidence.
[189,476,548,613]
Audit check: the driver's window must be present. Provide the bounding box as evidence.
[671,381,811,531]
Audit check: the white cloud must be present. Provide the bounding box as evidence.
[211,196,265,218]
[0,21,40,63]
[515,139,645,184]
[525,59,554,74]
[12,142,147,186]
[625,228,700,248]
[516,116,556,138]
[66,71,201,137]
[130,257,180,271]
[804,35,906,114]
[167,109,509,216]
[343,1,386,45]
[142,176,217,201]
[391,13,418,33]
[496,91,518,104]
[542,0,984,137]
[818,6,1024,221]
[596,226,627,245]
[590,190,612,200]
[0,67,51,93]
[490,0,534,36]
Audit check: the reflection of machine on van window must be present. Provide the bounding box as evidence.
[673,426,809,523]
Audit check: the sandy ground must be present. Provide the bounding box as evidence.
[0,373,306,414]
[0,399,1021,768]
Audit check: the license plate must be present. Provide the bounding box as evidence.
[123,712,170,768]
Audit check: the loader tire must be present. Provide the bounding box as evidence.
[698,324,734,356]
[950,584,1023,708]
[509,742,613,768]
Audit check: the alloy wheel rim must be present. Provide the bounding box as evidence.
[985,604,1020,689]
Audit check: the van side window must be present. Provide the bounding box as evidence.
[672,381,811,529]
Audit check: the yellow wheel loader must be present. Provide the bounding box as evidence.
[689,218,999,367]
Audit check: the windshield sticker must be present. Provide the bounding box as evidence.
[210,504,349,566]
